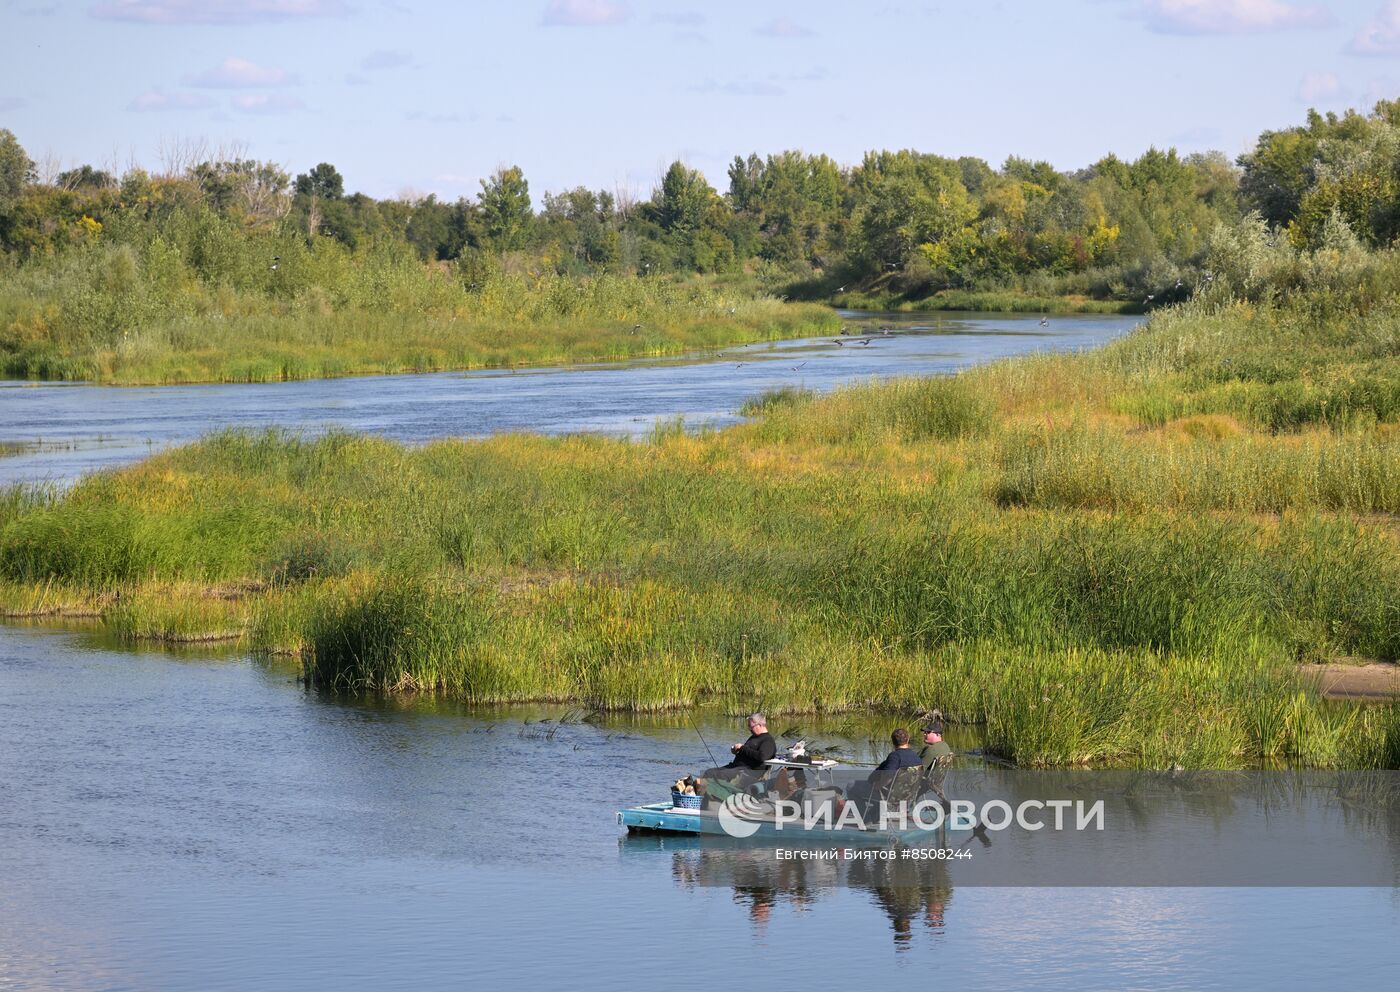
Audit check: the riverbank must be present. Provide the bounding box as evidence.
[1,290,1397,768]
[1,264,837,385]
[829,287,1141,315]
[1305,661,1400,701]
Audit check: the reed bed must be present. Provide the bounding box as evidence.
[1,291,1397,767]
[1,240,837,383]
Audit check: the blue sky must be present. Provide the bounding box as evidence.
[2,1,1397,200]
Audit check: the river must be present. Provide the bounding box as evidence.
[0,310,1134,487]
[1,626,1397,991]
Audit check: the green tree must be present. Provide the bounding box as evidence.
[294,162,345,200]
[479,166,532,250]
[0,128,34,218]
[649,161,727,270]
[189,159,290,226]
[540,186,618,269]
[1235,109,1371,228]
[733,151,846,264]
[657,161,710,235]
[1286,104,1400,247]
[848,150,975,273]
[56,165,116,191]
[405,195,454,260]
[726,153,764,214]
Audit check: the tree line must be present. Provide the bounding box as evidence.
[2,101,1398,301]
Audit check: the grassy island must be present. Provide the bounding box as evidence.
[2,243,1397,768]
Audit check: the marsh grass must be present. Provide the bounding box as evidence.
[995,424,1400,514]
[1,290,1397,767]
[1,241,838,383]
[738,386,813,417]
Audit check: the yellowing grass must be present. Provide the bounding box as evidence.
[1,294,1398,767]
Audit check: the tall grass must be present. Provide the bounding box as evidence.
[0,234,837,383]
[996,424,1400,514]
[1,287,1397,767]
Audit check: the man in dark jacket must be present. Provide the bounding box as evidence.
[873,728,921,773]
[702,713,776,782]
[848,728,919,807]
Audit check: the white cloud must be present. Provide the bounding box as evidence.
[406,110,468,123]
[1360,75,1400,103]
[127,88,216,111]
[652,9,703,25]
[756,16,815,37]
[360,49,413,70]
[541,0,629,26]
[231,93,306,114]
[1350,1,1400,54]
[771,67,833,83]
[1297,70,1344,102]
[1142,0,1330,34]
[691,78,785,97]
[186,57,296,88]
[93,1,349,24]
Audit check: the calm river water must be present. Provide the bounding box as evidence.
[0,310,1135,486]
[1,626,1398,991]
[3,312,1398,990]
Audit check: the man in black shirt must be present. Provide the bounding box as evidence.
[702,713,776,782]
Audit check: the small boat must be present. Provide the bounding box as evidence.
[618,758,966,846]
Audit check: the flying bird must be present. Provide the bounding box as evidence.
[791,362,807,370]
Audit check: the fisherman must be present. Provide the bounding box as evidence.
[872,727,921,774]
[917,714,954,808]
[848,728,920,806]
[700,713,776,783]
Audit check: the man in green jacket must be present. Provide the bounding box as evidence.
[917,714,954,809]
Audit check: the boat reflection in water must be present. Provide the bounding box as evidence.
[620,833,965,948]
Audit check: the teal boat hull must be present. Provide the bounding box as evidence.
[617,802,965,846]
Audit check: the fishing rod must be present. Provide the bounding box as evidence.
[688,714,719,768]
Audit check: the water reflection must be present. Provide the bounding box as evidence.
[624,834,956,948]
